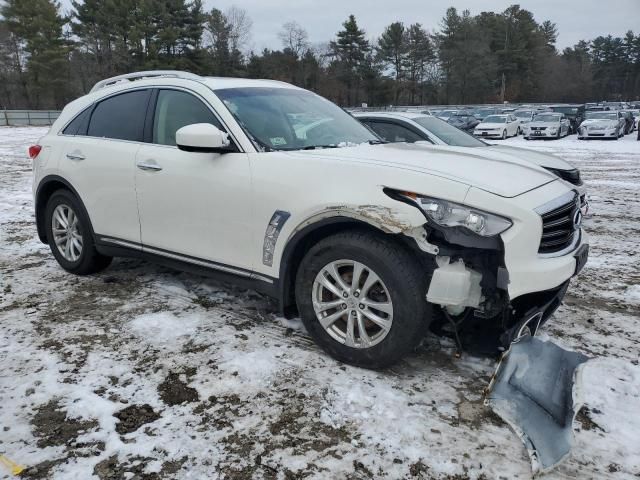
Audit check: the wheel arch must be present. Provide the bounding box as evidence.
[277,216,415,318]
[35,175,94,244]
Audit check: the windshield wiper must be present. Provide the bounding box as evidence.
[368,139,388,145]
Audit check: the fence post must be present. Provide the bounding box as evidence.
[26,110,31,126]
[3,108,8,127]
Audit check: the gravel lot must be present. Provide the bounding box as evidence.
[1,127,639,479]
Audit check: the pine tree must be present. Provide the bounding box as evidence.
[377,22,406,103]
[330,15,370,106]
[1,0,69,108]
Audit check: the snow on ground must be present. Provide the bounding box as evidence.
[0,127,639,479]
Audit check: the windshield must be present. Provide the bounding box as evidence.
[585,112,618,120]
[533,114,561,122]
[414,116,486,147]
[514,111,533,118]
[482,115,507,123]
[438,110,457,117]
[214,87,378,151]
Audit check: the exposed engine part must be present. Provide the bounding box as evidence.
[485,334,589,475]
[426,256,483,312]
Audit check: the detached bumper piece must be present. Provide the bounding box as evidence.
[485,335,589,475]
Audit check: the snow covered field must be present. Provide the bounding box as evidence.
[1,127,639,479]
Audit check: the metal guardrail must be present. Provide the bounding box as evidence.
[0,110,61,127]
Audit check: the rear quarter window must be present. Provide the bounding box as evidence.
[62,108,91,136]
[87,89,150,142]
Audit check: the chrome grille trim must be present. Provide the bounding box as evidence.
[535,191,581,257]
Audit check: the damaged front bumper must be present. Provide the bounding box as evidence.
[485,335,590,474]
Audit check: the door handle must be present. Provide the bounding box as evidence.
[136,161,163,172]
[66,153,85,161]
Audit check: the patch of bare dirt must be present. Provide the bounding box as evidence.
[114,404,161,434]
[157,372,200,405]
[31,399,98,448]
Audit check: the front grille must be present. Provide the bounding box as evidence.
[531,127,547,131]
[538,193,580,254]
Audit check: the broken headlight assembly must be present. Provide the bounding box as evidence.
[407,194,512,237]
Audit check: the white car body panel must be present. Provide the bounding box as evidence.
[134,145,254,270]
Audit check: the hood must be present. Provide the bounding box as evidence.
[477,122,506,129]
[484,145,574,170]
[581,118,618,127]
[285,143,557,198]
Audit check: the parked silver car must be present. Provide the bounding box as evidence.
[578,111,625,140]
[524,113,571,140]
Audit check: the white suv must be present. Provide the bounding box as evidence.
[31,71,589,368]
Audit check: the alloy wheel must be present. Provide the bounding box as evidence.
[51,204,83,262]
[312,259,393,349]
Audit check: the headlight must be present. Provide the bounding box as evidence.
[407,194,512,237]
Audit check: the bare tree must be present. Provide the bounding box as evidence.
[225,6,252,53]
[278,21,309,57]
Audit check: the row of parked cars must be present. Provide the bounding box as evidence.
[371,102,639,141]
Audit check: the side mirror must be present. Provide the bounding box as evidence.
[176,123,235,154]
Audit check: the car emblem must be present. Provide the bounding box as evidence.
[573,210,583,229]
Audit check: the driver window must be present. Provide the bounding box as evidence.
[153,89,223,146]
[366,121,423,143]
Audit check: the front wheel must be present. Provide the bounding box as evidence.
[501,130,507,140]
[45,190,112,275]
[295,230,431,369]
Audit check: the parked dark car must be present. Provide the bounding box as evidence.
[620,111,634,134]
[549,104,585,134]
[447,114,480,132]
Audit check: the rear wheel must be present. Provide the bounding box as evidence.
[45,190,112,275]
[295,230,431,369]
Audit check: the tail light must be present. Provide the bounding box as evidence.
[28,145,42,159]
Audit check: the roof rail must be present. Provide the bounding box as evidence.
[89,70,202,93]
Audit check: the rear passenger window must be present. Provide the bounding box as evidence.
[87,90,150,141]
[153,89,223,146]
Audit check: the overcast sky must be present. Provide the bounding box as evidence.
[60,0,640,51]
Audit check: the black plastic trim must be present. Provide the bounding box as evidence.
[95,240,279,299]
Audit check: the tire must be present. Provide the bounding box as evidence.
[516,127,521,136]
[295,230,431,369]
[45,189,112,275]
[501,130,507,140]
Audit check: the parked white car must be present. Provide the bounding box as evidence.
[353,111,588,212]
[578,111,625,139]
[523,113,571,140]
[474,114,521,139]
[30,71,589,368]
